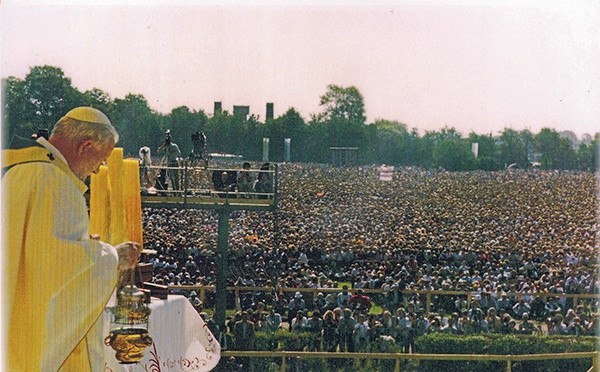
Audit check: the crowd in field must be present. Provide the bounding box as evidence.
[211,291,599,355]
[142,163,599,351]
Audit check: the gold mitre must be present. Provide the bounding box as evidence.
[65,106,111,125]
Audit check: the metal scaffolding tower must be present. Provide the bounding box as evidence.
[140,163,278,329]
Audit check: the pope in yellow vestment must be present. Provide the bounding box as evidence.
[3,107,136,371]
[3,137,117,371]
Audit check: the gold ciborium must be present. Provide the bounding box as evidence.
[105,270,153,364]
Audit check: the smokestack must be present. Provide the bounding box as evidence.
[214,102,222,115]
[266,102,274,120]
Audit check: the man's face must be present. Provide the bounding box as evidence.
[76,140,115,180]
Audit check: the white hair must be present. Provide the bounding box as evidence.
[51,116,119,146]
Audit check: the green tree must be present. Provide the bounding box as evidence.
[242,114,264,160]
[112,94,161,156]
[415,130,436,168]
[370,119,409,165]
[433,136,476,171]
[318,84,366,124]
[205,110,248,155]
[468,132,500,171]
[167,106,208,157]
[81,88,113,115]
[535,128,577,170]
[2,76,36,146]
[433,126,462,142]
[498,128,528,168]
[576,140,597,171]
[305,115,330,163]
[414,127,463,169]
[315,85,368,163]
[23,65,83,131]
[405,128,422,166]
[264,108,307,162]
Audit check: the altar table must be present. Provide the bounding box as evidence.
[102,295,220,371]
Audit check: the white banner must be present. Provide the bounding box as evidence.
[262,137,270,162]
[379,165,394,181]
[284,138,291,162]
[471,142,479,158]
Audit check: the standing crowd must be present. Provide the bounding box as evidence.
[142,163,599,352]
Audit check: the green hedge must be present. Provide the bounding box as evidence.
[414,333,599,372]
[217,331,400,371]
[215,332,598,372]
[255,330,314,351]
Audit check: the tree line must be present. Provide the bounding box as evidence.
[3,65,598,171]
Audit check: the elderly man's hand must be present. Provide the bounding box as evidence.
[115,242,142,272]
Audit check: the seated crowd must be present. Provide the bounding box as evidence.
[141,163,599,351]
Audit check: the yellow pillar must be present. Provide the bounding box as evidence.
[123,159,143,247]
[107,148,126,245]
[89,165,111,241]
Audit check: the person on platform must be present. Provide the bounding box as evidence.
[237,161,254,198]
[2,106,141,371]
[157,129,181,192]
[254,162,273,199]
[138,146,153,189]
[189,130,207,165]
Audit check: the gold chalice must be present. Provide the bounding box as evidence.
[105,270,153,364]
[104,327,153,364]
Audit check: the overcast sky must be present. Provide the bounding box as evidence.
[1,0,599,137]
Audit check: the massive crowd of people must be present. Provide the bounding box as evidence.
[142,163,599,352]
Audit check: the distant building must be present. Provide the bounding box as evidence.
[233,105,250,120]
[330,147,359,166]
[214,102,222,115]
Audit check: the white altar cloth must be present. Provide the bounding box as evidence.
[102,295,220,371]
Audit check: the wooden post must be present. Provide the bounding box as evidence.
[426,293,431,315]
[467,292,472,310]
[199,286,205,304]
[506,358,512,372]
[394,355,401,372]
[183,161,188,204]
[214,208,230,328]
[235,286,241,311]
[280,352,286,372]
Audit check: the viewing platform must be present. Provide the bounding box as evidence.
[140,163,278,212]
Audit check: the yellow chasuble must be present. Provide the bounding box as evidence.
[3,140,118,371]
